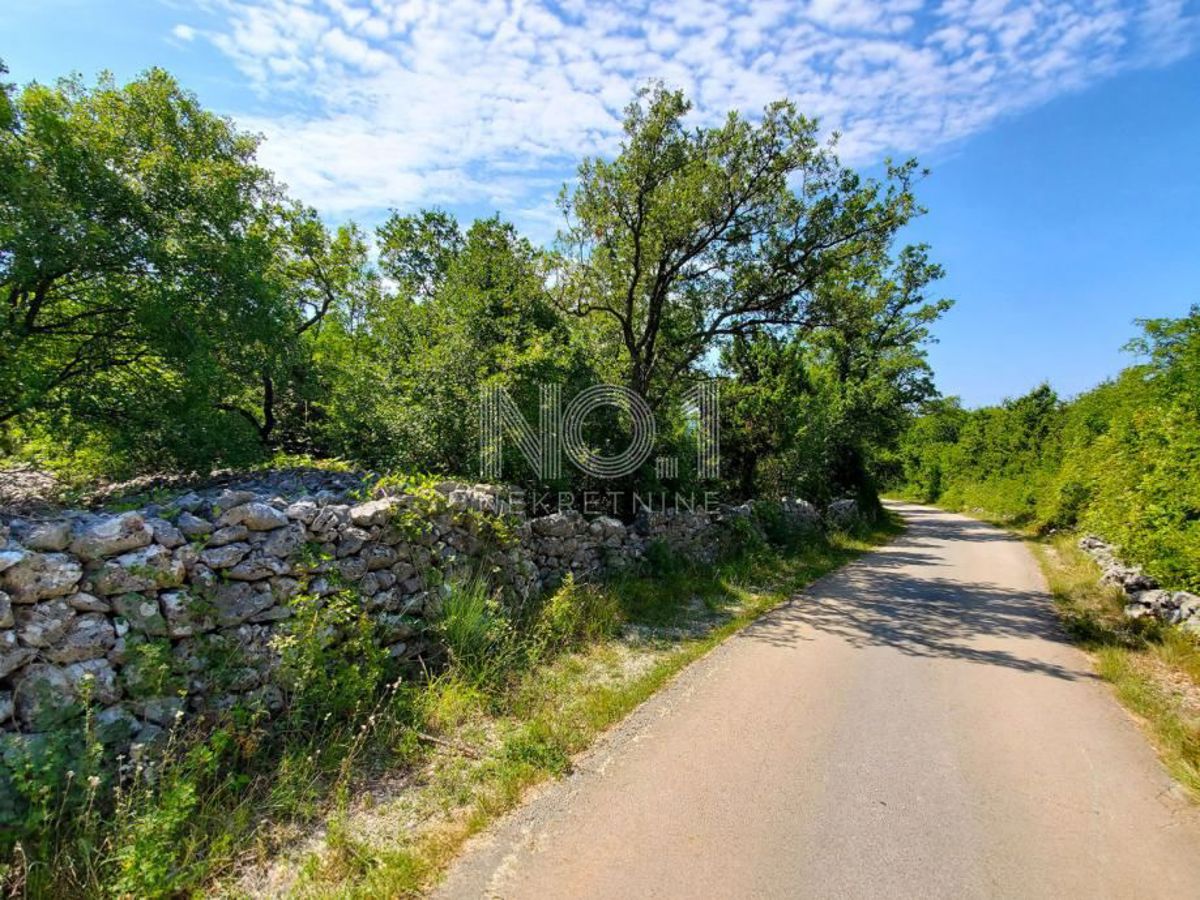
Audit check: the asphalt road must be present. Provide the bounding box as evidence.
[435,503,1200,899]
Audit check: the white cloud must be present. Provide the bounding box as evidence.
[190,0,1199,232]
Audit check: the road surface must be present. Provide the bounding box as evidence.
[435,503,1200,898]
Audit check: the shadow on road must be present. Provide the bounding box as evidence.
[742,506,1092,682]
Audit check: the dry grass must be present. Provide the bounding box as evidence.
[1032,534,1200,797]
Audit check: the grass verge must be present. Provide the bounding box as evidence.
[1030,535,1200,796]
[233,517,902,898]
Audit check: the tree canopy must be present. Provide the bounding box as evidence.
[0,63,951,509]
[555,85,925,407]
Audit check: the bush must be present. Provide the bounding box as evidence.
[531,575,623,660]
[274,589,391,726]
[896,308,1200,590]
[434,579,518,688]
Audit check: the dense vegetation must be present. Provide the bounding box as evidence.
[0,60,942,895]
[896,307,1200,591]
[0,63,948,509]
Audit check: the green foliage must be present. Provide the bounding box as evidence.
[556,84,926,407]
[121,637,184,700]
[314,213,594,482]
[530,575,624,659]
[0,67,294,472]
[0,63,948,509]
[898,307,1200,590]
[274,589,391,726]
[434,579,518,689]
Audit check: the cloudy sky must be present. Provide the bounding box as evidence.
[7,0,1200,404]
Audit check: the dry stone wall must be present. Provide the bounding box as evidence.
[0,472,828,752]
[1078,534,1200,632]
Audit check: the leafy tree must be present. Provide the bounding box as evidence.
[220,207,379,450]
[317,213,591,478]
[555,83,924,408]
[376,207,463,302]
[721,244,948,503]
[897,307,1200,589]
[0,68,291,468]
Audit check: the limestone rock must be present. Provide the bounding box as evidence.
[14,598,75,648]
[0,631,36,678]
[349,498,401,528]
[533,512,576,538]
[113,593,168,637]
[212,582,275,627]
[310,504,349,534]
[149,518,185,549]
[448,488,506,515]
[70,513,152,560]
[173,492,205,513]
[13,664,75,729]
[44,613,116,663]
[1176,592,1200,623]
[337,527,370,557]
[67,591,110,613]
[208,524,249,547]
[217,502,287,532]
[177,512,213,537]
[226,553,290,581]
[160,590,215,638]
[364,544,398,571]
[284,498,319,524]
[1,552,82,603]
[268,576,301,603]
[19,520,72,552]
[214,489,257,510]
[64,658,121,705]
[263,523,305,558]
[91,544,184,595]
[0,549,25,573]
[199,542,250,570]
[337,555,368,582]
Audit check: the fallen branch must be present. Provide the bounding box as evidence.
[415,731,482,759]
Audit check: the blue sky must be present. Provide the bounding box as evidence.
[6,0,1199,406]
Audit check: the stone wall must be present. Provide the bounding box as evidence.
[1078,535,1200,632]
[0,473,827,751]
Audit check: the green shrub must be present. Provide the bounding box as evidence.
[274,589,391,726]
[897,307,1200,590]
[531,575,623,660]
[434,579,517,688]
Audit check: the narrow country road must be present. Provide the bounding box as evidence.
[435,503,1200,899]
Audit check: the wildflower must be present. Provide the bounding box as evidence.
[87,775,101,789]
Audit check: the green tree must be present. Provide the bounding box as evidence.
[556,83,924,408]
[376,207,463,302]
[0,68,292,468]
[318,213,591,478]
[721,245,948,503]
